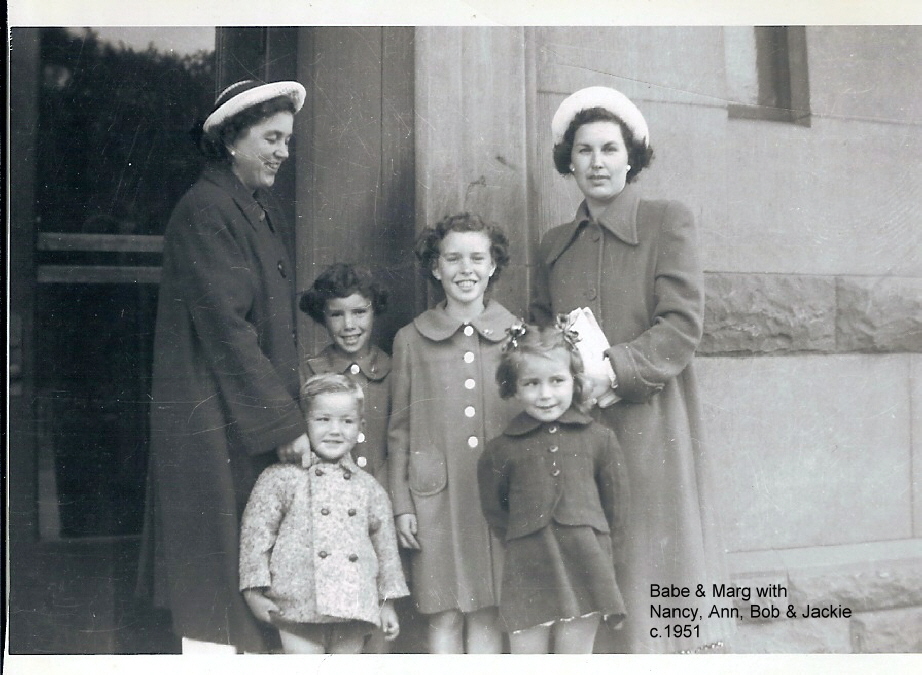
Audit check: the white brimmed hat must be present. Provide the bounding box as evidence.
[551,86,649,148]
[203,80,306,134]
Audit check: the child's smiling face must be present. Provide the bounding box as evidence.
[432,230,496,315]
[306,392,363,463]
[324,293,374,357]
[514,349,575,422]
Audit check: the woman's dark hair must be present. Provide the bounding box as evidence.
[299,263,389,325]
[414,212,511,288]
[496,324,590,411]
[552,106,654,183]
[192,95,297,163]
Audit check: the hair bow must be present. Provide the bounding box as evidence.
[503,322,528,352]
[554,314,582,350]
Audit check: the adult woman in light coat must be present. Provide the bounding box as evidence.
[137,80,309,653]
[530,86,733,653]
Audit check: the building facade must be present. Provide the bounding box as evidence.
[8,26,922,653]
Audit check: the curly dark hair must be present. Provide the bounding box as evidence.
[299,263,389,325]
[192,95,297,163]
[495,324,590,411]
[414,212,511,288]
[552,106,654,183]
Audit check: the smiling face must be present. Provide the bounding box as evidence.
[324,293,374,357]
[514,349,575,423]
[226,111,294,192]
[432,230,496,317]
[306,391,363,463]
[571,120,630,214]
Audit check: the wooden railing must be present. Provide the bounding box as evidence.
[36,233,163,284]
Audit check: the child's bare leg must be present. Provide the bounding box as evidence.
[509,624,551,654]
[552,614,600,654]
[428,609,464,654]
[363,627,391,653]
[278,624,327,654]
[465,606,502,653]
[328,623,367,654]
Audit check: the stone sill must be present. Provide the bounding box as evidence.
[728,539,922,614]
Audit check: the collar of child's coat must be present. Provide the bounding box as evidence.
[544,183,641,267]
[413,299,518,343]
[503,407,594,437]
[202,163,277,234]
[310,454,360,473]
[306,344,391,382]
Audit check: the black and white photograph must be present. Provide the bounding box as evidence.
[6,2,921,672]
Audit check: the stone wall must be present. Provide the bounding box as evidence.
[415,25,922,653]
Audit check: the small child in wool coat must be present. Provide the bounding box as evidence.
[240,373,409,654]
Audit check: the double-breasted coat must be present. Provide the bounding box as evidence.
[137,165,308,651]
[239,459,409,626]
[530,184,732,653]
[302,344,391,488]
[388,300,520,615]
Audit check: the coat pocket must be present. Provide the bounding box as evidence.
[408,450,447,496]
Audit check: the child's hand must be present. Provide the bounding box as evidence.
[277,433,310,463]
[379,601,400,641]
[242,588,280,624]
[395,514,421,550]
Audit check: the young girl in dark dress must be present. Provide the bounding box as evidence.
[477,323,629,653]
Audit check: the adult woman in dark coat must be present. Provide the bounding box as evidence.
[137,80,309,653]
[530,87,733,653]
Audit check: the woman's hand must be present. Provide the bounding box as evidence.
[585,373,615,407]
[276,433,310,463]
[242,588,280,624]
[379,600,400,641]
[395,514,420,550]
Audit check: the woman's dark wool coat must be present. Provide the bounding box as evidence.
[137,165,307,651]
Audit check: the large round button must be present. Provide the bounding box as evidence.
[318,551,328,559]
[548,425,558,434]
[463,351,475,364]
[321,508,330,516]
[586,288,597,300]
[348,554,359,562]
[315,468,324,476]
[356,456,367,468]
[343,471,352,480]
[464,378,476,390]
[590,229,601,242]
[464,406,476,418]
[549,445,559,453]
[551,469,561,477]
[467,436,479,449]
[350,363,361,375]
[348,508,357,517]
[464,325,475,337]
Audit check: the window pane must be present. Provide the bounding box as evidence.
[35,27,215,539]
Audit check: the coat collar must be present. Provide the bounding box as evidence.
[306,344,391,382]
[544,183,641,266]
[413,299,517,343]
[503,407,594,437]
[201,163,277,233]
[311,454,360,473]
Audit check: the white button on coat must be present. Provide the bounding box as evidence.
[463,325,474,337]
[464,406,475,418]
[463,351,475,363]
[467,436,479,448]
[464,378,476,389]
[350,364,361,375]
